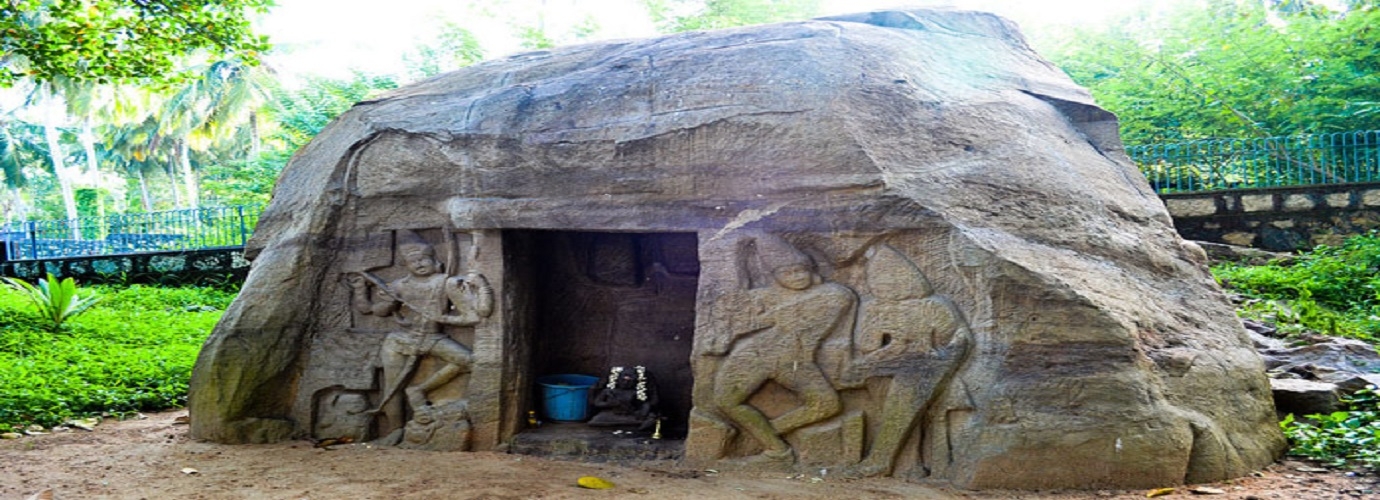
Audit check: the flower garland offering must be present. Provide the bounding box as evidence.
[635,366,647,402]
[607,365,650,402]
[606,367,623,390]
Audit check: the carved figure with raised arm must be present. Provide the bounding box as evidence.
[345,229,493,444]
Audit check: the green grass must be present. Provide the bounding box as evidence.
[0,283,233,432]
[1213,232,1380,343]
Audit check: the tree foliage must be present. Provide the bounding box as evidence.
[404,22,484,79]
[510,12,601,51]
[0,120,47,189]
[265,72,397,151]
[1044,0,1380,143]
[198,72,398,206]
[644,0,819,33]
[0,0,272,87]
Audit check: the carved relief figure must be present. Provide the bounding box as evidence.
[845,244,971,478]
[706,234,857,465]
[398,401,473,451]
[589,365,660,430]
[313,391,371,441]
[345,229,494,445]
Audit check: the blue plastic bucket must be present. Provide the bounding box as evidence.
[537,374,599,422]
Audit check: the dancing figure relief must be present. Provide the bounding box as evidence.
[707,234,857,466]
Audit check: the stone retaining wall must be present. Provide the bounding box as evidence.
[0,247,250,287]
[1162,183,1380,251]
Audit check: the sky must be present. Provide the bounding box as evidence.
[256,0,1159,82]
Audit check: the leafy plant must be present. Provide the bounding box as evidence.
[1,273,101,333]
[1214,232,1380,343]
[1281,386,1380,470]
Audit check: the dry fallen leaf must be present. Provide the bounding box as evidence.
[313,437,354,449]
[577,476,615,490]
[1146,487,1175,497]
[25,489,53,500]
[67,417,98,431]
[1190,486,1226,495]
[314,439,340,448]
[181,467,200,475]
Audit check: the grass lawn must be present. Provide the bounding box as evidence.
[0,283,234,432]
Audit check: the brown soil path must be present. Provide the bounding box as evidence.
[1,411,1374,499]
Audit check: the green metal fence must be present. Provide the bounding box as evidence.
[0,205,261,261]
[1128,130,1380,193]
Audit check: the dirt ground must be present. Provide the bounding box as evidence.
[1,411,1375,500]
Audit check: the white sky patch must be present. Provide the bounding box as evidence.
[820,0,1152,25]
[258,0,1159,82]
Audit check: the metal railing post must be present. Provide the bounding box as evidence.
[237,206,248,246]
[1134,130,1380,194]
[25,220,36,260]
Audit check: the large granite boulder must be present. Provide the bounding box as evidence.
[189,8,1285,489]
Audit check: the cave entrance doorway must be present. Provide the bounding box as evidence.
[507,230,700,458]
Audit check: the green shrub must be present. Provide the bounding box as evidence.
[1216,233,1380,468]
[1281,386,1380,470]
[1,273,101,332]
[0,283,234,431]
[1214,232,1380,343]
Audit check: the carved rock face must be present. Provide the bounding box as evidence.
[188,8,1285,489]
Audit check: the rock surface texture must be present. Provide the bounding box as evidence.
[189,8,1285,489]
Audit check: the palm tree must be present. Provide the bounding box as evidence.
[101,116,165,212]
[156,59,274,209]
[51,77,143,217]
[0,120,48,223]
[196,60,274,160]
[35,84,82,237]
